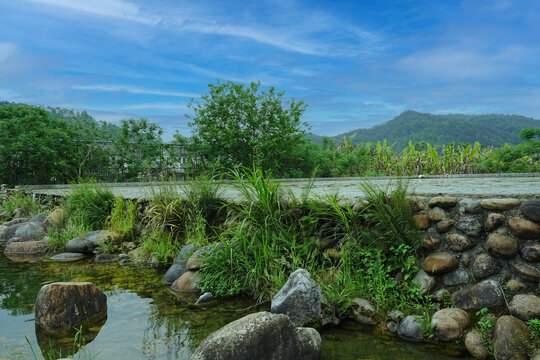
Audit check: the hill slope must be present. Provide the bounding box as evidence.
[313,111,540,149]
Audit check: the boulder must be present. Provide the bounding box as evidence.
[446,233,475,252]
[65,230,120,254]
[350,298,376,325]
[413,269,435,295]
[522,200,540,222]
[35,282,107,333]
[271,269,322,327]
[459,199,482,214]
[429,197,457,209]
[0,221,27,244]
[29,212,48,223]
[457,217,483,237]
[397,315,424,341]
[190,312,321,360]
[483,233,518,259]
[171,271,201,292]
[520,244,540,262]
[42,208,66,229]
[413,215,430,230]
[451,279,504,310]
[493,315,529,360]
[14,221,45,241]
[5,240,48,255]
[431,308,469,342]
[186,246,212,271]
[436,219,455,233]
[509,294,540,321]
[465,331,489,359]
[162,243,197,284]
[472,253,502,280]
[424,251,459,275]
[511,263,540,283]
[480,198,520,211]
[508,217,540,240]
[441,267,470,287]
[49,253,86,262]
[486,213,505,231]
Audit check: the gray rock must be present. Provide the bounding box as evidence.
[94,254,118,263]
[162,243,197,284]
[195,292,214,305]
[397,315,424,341]
[522,200,540,222]
[0,222,29,244]
[388,310,405,323]
[494,315,529,360]
[119,258,132,266]
[35,282,107,333]
[190,312,321,360]
[14,221,44,241]
[65,230,119,254]
[509,294,540,321]
[441,267,470,287]
[42,208,66,229]
[2,217,29,227]
[49,253,86,262]
[456,217,483,237]
[432,308,469,342]
[271,269,322,327]
[511,262,540,283]
[186,246,212,271]
[387,321,398,333]
[451,279,504,310]
[29,212,48,223]
[432,289,451,303]
[459,199,481,214]
[472,253,502,280]
[465,331,489,359]
[413,269,435,295]
[350,298,376,325]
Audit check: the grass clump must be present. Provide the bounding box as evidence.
[106,197,138,240]
[66,182,114,230]
[475,307,495,356]
[0,191,44,222]
[527,319,540,357]
[47,216,92,249]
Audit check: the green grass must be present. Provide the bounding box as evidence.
[0,191,44,223]
[66,182,114,230]
[47,214,92,249]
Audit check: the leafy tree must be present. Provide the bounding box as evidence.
[0,104,78,185]
[186,80,310,176]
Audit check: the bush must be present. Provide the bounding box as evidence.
[66,182,114,230]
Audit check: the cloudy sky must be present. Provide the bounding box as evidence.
[0,0,539,139]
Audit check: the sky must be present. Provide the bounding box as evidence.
[0,0,539,139]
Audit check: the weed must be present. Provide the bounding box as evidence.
[47,214,92,249]
[475,307,495,356]
[106,197,138,240]
[0,191,43,222]
[66,182,114,230]
[527,318,540,357]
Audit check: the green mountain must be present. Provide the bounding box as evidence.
[312,111,540,149]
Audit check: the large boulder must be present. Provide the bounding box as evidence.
[190,312,321,360]
[451,279,505,310]
[14,221,45,241]
[431,308,469,342]
[65,230,120,254]
[4,240,48,255]
[42,208,67,229]
[493,315,529,360]
[35,282,107,333]
[162,243,197,284]
[509,294,540,321]
[270,269,322,327]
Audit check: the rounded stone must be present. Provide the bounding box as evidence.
[459,199,482,214]
[483,233,518,259]
[520,244,540,262]
[171,271,202,292]
[441,267,470,287]
[508,217,540,240]
[494,315,529,360]
[432,308,469,342]
[422,235,440,251]
[424,251,459,275]
[506,279,529,296]
[413,270,435,295]
[522,200,540,222]
[465,331,489,359]
[4,240,48,255]
[413,214,430,230]
[472,253,502,280]
[485,213,505,231]
[457,217,483,237]
[511,263,540,283]
[451,279,504,310]
[436,219,455,233]
[446,233,475,252]
[49,253,86,262]
[509,294,540,321]
[429,197,458,209]
[398,315,424,341]
[428,208,445,222]
[481,198,521,211]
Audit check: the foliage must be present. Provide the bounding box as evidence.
[475,307,495,356]
[0,191,43,223]
[66,183,115,230]
[47,214,92,249]
[139,230,179,264]
[527,319,540,357]
[187,80,310,176]
[106,197,138,241]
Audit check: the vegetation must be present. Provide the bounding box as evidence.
[66,183,115,230]
[0,191,44,223]
[475,307,495,356]
[528,319,540,357]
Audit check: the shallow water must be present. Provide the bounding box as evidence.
[0,252,471,359]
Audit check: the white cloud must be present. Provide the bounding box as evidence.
[72,84,199,98]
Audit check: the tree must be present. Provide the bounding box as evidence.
[0,104,78,185]
[186,80,310,176]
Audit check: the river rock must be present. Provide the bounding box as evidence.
[271,268,322,327]
[459,199,482,214]
[35,282,107,333]
[486,213,505,231]
[457,217,483,237]
[522,200,540,222]
[424,251,459,274]
[520,243,540,262]
[511,262,540,283]
[350,298,376,325]
[432,308,469,342]
[413,215,430,230]
[509,294,540,321]
[422,235,440,251]
[446,233,475,252]
[29,212,48,223]
[436,219,455,233]
[397,315,424,341]
[388,310,405,323]
[4,240,48,255]
[465,331,489,359]
[49,253,86,262]
[65,230,120,254]
[162,243,197,284]
[433,289,451,303]
[472,253,502,280]
[2,217,29,227]
[493,315,529,360]
[481,198,520,211]
[171,271,201,292]
[94,254,118,263]
[13,221,44,241]
[191,312,321,360]
[195,292,214,305]
[429,197,457,209]
[483,233,518,259]
[508,217,540,239]
[413,269,435,295]
[186,246,212,271]
[441,267,470,287]
[506,279,529,296]
[428,208,445,221]
[451,279,504,310]
[42,208,66,229]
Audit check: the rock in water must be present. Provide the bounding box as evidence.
[397,315,424,341]
[35,282,107,333]
[270,268,322,327]
[162,243,197,284]
[190,312,321,360]
[65,230,119,254]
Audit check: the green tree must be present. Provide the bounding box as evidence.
[0,104,78,185]
[187,80,310,176]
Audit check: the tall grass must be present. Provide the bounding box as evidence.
[66,183,114,230]
[0,191,44,222]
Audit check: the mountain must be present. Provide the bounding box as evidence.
[312,111,540,150]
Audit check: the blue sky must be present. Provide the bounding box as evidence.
[0,0,539,139]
